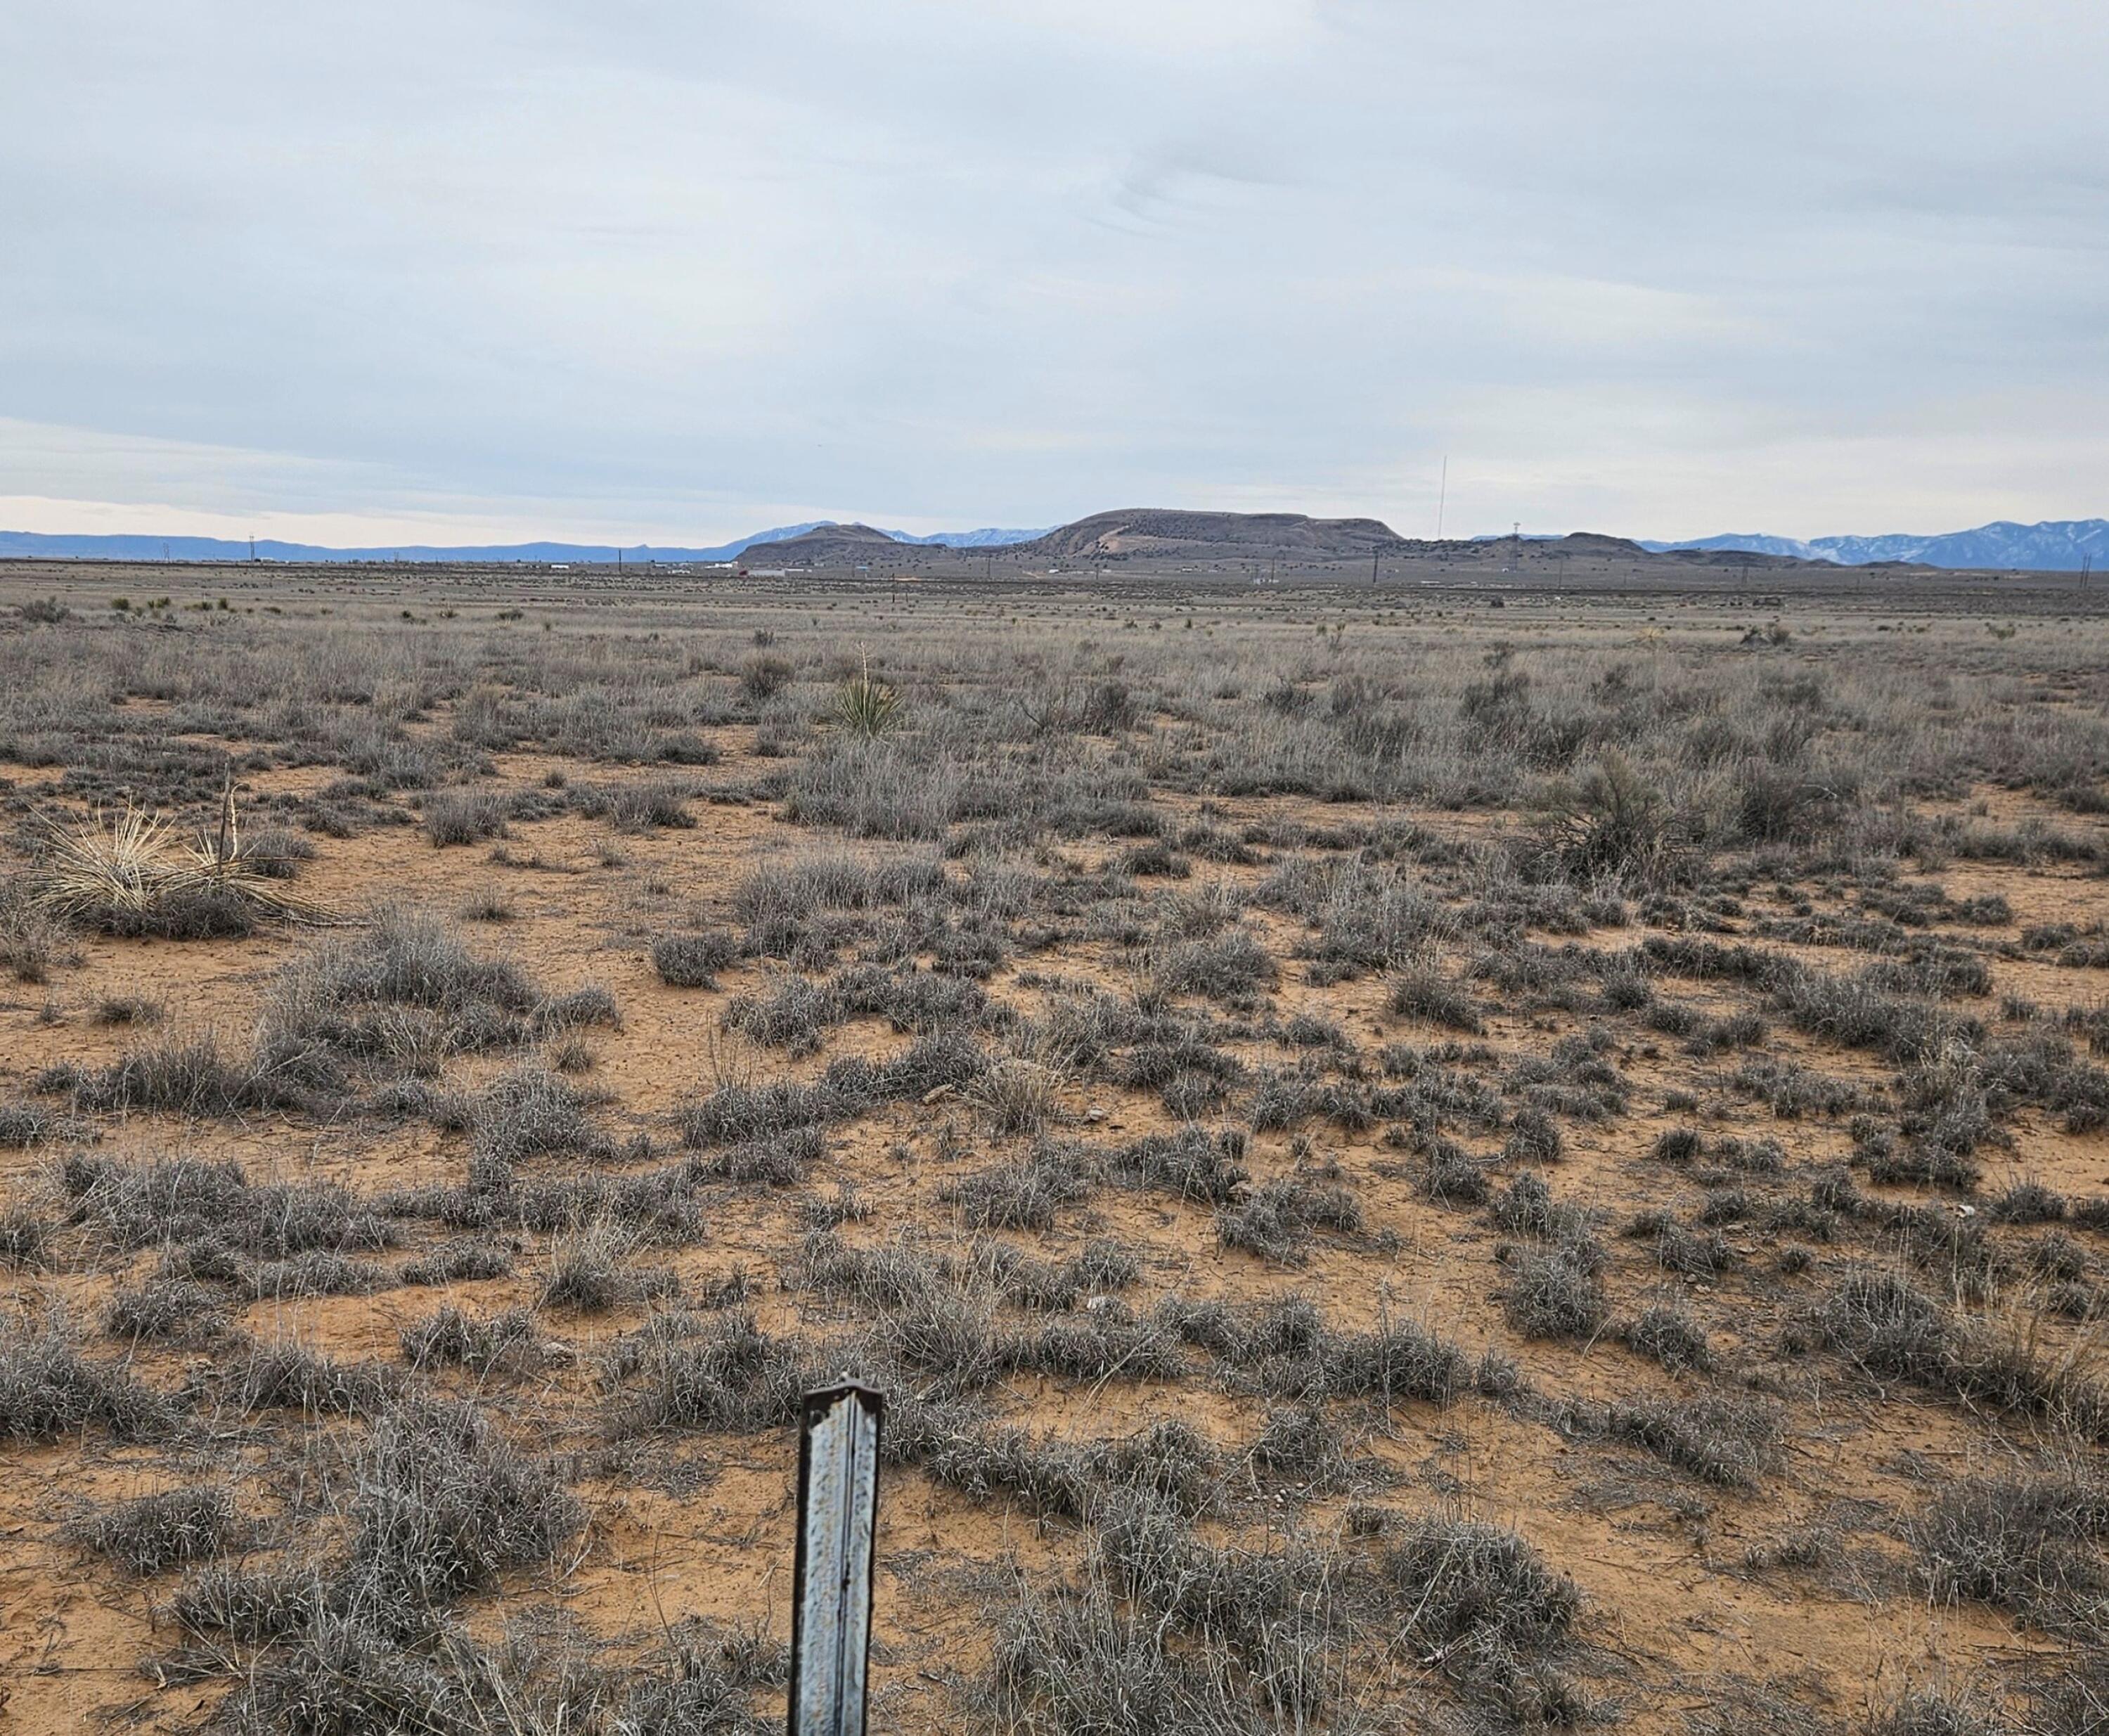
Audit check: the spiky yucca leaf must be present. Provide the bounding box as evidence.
[31,792,337,927]
[175,783,337,921]
[32,804,181,922]
[831,654,903,738]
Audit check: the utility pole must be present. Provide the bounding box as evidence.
[1436,456,1447,541]
[1371,546,1379,585]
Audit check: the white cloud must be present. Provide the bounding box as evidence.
[3,0,2105,543]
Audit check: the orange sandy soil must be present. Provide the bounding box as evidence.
[1,719,2104,1733]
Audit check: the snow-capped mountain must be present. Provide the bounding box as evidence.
[1642,519,2109,570]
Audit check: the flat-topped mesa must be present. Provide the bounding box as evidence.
[1017,508,1411,562]
[1010,510,1760,568]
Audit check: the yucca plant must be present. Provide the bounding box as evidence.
[830,652,903,738]
[32,783,337,930]
[182,780,334,918]
[33,802,178,923]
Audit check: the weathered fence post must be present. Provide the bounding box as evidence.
[788,1380,886,1736]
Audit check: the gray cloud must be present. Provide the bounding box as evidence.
[4,0,2105,543]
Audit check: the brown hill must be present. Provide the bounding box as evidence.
[1019,509,1410,563]
[743,523,905,566]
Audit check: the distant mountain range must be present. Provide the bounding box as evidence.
[3,515,2102,571]
[0,522,1052,565]
[1639,518,2109,570]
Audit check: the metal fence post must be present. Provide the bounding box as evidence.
[788,1380,886,1736]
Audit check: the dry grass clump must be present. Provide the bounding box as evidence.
[105,1275,231,1344]
[67,1485,240,1575]
[731,849,948,951]
[651,928,740,989]
[400,1305,543,1375]
[1500,1245,1607,1340]
[352,1396,584,1612]
[255,905,613,1090]
[966,1055,1069,1137]
[420,787,511,847]
[222,1339,395,1415]
[1501,1104,1565,1164]
[740,651,794,700]
[399,1240,516,1286]
[1217,1168,1364,1265]
[1388,958,1487,1034]
[0,887,77,984]
[986,1493,1345,1735]
[1376,1512,1581,1680]
[247,1250,392,1300]
[1606,1392,1787,1486]
[1799,1267,2109,1437]
[1536,750,1693,885]
[1489,1171,1593,1243]
[689,1124,824,1187]
[1909,1470,2109,1630]
[61,1153,396,1259]
[614,1308,810,1435]
[1623,1301,1713,1373]
[0,1100,72,1146]
[174,1395,586,1730]
[988,1494,1582,1736]
[536,1219,676,1313]
[974,1237,1141,1311]
[572,776,699,831]
[943,1142,1097,1230]
[0,1325,175,1441]
[787,1230,1189,1393]
[681,1034,988,1148]
[1155,1293,1509,1408]
[44,1031,313,1117]
[1153,927,1278,1005]
[1250,1402,1355,1490]
[1109,1126,1251,1203]
[721,971,839,1055]
[1417,1134,1491,1204]
[0,1207,51,1268]
[461,1065,616,1177]
[908,1416,1216,1521]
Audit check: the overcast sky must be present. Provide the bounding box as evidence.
[5,1,2107,546]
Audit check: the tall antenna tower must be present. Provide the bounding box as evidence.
[1435,456,1447,541]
